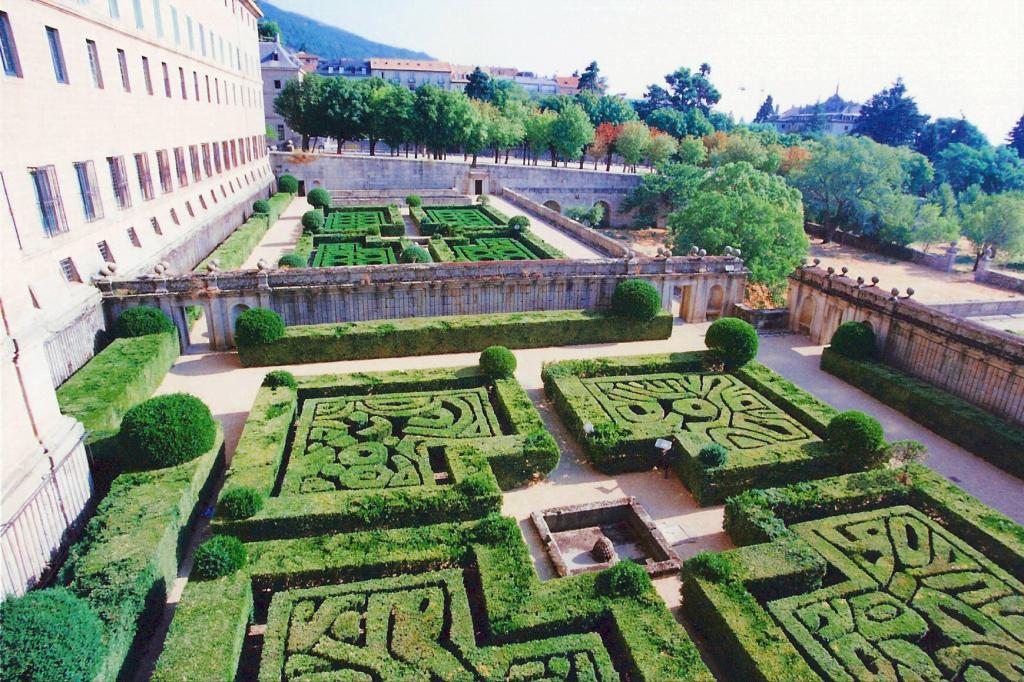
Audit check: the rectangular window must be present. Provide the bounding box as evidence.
[117,48,130,91]
[1,12,21,77]
[59,257,81,282]
[192,70,199,100]
[214,77,220,104]
[230,140,237,167]
[188,145,201,182]
[186,16,193,51]
[222,141,231,170]
[46,27,68,84]
[97,240,114,263]
[178,66,186,98]
[185,200,194,217]
[86,40,103,88]
[273,79,280,90]
[170,6,180,45]
[108,0,120,19]
[204,74,210,101]
[30,166,69,237]
[132,0,144,30]
[127,226,141,247]
[169,207,179,225]
[174,147,188,186]
[74,161,104,222]
[201,143,212,177]
[155,149,172,193]
[141,55,152,94]
[199,194,207,210]
[152,0,163,37]
[108,155,131,209]
[198,22,205,56]
[135,152,154,200]
[212,143,222,174]
[276,124,284,140]
[151,216,162,235]
[161,61,170,97]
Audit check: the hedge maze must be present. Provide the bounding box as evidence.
[311,241,397,267]
[454,236,540,262]
[322,206,404,237]
[424,205,504,229]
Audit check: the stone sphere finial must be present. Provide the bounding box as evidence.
[905,287,915,298]
[856,276,865,286]
[871,276,880,285]
[840,266,849,275]
[257,258,270,271]
[733,248,741,258]
[724,246,734,256]
[689,245,699,256]
[890,287,900,298]
[812,257,821,266]
[153,263,166,275]
[826,266,835,275]
[698,248,707,258]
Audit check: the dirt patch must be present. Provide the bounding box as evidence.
[599,228,670,256]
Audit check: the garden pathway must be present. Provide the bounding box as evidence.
[487,195,606,259]
[241,196,306,269]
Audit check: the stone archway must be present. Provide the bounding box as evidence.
[543,200,561,214]
[705,285,724,321]
[594,200,612,228]
[228,303,251,346]
[797,296,815,336]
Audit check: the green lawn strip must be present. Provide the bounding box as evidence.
[821,347,1024,479]
[58,428,225,681]
[236,309,672,366]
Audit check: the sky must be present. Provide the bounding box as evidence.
[268,0,1024,143]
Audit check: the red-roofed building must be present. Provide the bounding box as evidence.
[555,75,580,96]
[369,59,452,90]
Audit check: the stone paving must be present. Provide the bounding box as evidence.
[242,196,306,269]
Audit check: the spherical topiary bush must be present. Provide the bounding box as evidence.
[698,443,728,468]
[119,393,216,469]
[252,199,271,214]
[479,346,516,378]
[705,317,758,369]
[405,194,422,207]
[218,486,264,520]
[234,307,285,348]
[0,587,106,681]
[508,215,530,231]
[596,560,650,598]
[400,245,432,263]
[301,210,324,234]
[191,535,246,580]
[306,187,331,210]
[113,306,175,338]
[277,174,298,194]
[262,369,296,389]
[611,279,661,320]
[830,321,877,360]
[277,253,306,268]
[826,410,885,457]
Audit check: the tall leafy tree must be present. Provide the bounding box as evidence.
[915,116,988,161]
[961,192,1024,266]
[615,121,651,172]
[936,143,1024,194]
[753,95,775,124]
[633,84,672,121]
[1009,114,1024,158]
[273,74,327,150]
[550,104,595,167]
[589,95,637,126]
[577,61,605,93]
[258,20,281,42]
[645,132,678,168]
[663,64,721,114]
[588,123,619,170]
[464,67,493,101]
[621,162,705,225]
[851,78,929,147]
[323,77,368,151]
[523,109,556,165]
[378,85,414,156]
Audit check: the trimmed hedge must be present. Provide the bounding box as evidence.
[252,199,270,214]
[821,347,1024,479]
[234,307,284,348]
[611,279,661,320]
[399,244,431,263]
[829,320,876,359]
[705,317,758,368]
[306,187,331,210]
[194,193,292,272]
[192,536,247,580]
[58,427,224,681]
[277,175,298,194]
[824,409,884,457]
[480,345,516,378]
[300,209,323,233]
[119,393,217,469]
[113,306,174,338]
[237,309,673,366]
[276,253,306,268]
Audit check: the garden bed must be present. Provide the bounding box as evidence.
[323,205,404,237]
[411,204,509,235]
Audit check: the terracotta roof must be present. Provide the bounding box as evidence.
[555,76,580,88]
[369,59,451,73]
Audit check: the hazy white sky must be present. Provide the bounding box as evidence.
[269,0,1024,142]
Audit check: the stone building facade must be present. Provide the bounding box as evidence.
[260,35,302,147]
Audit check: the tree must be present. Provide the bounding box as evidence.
[633,84,672,121]
[646,108,688,139]
[588,95,637,126]
[915,116,988,161]
[961,192,1024,266]
[523,109,556,165]
[851,78,929,148]
[707,130,780,174]
[258,20,281,42]
[645,131,678,168]
[1009,114,1024,158]
[590,122,620,170]
[550,104,595,168]
[677,136,708,166]
[910,202,959,251]
[621,162,705,226]
[488,100,526,163]
[934,144,1024,194]
[753,95,775,124]
[273,74,327,150]
[376,84,414,156]
[670,162,807,288]
[461,99,490,166]
[778,145,812,175]
[464,67,493,101]
[663,65,721,114]
[614,120,651,172]
[323,77,368,151]
[577,61,606,93]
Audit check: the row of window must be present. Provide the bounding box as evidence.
[55,164,271,288]
[1,12,259,109]
[30,134,268,238]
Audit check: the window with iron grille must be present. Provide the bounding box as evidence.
[135,152,154,200]
[86,40,103,88]
[211,189,218,203]
[74,161,104,222]
[222,141,231,170]
[1,12,22,78]
[189,145,201,182]
[174,147,188,186]
[213,143,222,174]
[185,200,194,217]
[97,240,114,263]
[127,226,141,247]
[151,216,162,235]
[30,165,69,237]
[230,140,237,167]
[59,257,81,282]
[201,143,212,177]
[141,55,152,94]
[156,149,172,193]
[46,27,68,84]
[205,74,210,101]
[161,61,171,97]
[115,48,131,91]
[214,77,220,104]
[169,207,180,225]
[108,156,132,209]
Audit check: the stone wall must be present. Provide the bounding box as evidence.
[975,256,1024,294]
[501,188,627,257]
[787,266,1024,425]
[98,256,748,351]
[270,153,644,226]
[805,224,958,272]
[43,293,106,388]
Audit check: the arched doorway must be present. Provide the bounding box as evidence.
[229,304,251,346]
[797,297,815,336]
[594,200,612,227]
[705,285,724,321]
[543,200,561,214]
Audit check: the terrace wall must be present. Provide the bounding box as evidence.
[787,266,1024,425]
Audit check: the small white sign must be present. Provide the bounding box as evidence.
[654,438,672,451]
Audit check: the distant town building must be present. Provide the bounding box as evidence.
[772,91,862,136]
[512,73,559,96]
[555,75,580,96]
[293,50,319,74]
[316,58,371,79]
[260,37,303,147]
[370,58,451,90]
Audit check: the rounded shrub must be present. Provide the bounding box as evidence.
[508,215,530,230]
[301,210,324,234]
[705,317,758,368]
[0,587,106,681]
[218,486,264,520]
[277,253,306,268]
[686,551,735,583]
[471,514,517,545]
[235,307,285,347]
[455,474,493,499]
[479,346,516,378]
[252,199,271,214]
[277,174,298,194]
[191,535,246,580]
[596,560,650,598]
[698,443,728,468]
[400,245,432,263]
[119,393,216,469]
[262,369,296,389]
[826,410,885,457]
[405,194,422,207]
[113,306,174,338]
[830,321,876,360]
[611,279,661,320]
[306,187,331,210]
